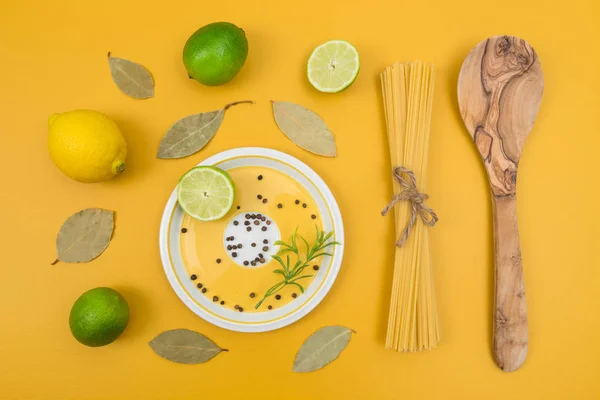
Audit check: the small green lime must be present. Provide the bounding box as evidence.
[183,22,248,86]
[69,287,129,347]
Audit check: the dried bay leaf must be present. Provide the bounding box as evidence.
[271,101,337,157]
[149,329,227,364]
[157,100,253,159]
[108,53,154,99]
[157,110,224,159]
[51,208,114,265]
[293,326,354,373]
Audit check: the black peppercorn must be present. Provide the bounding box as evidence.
[311,215,317,219]
[237,206,240,210]
[266,220,271,225]
[263,239,268,244]
[234,305,239,310]
[292,293,297,298]
[257,194,263,199]
[245,214,250,219]
[238,307,244,312]
[230,236,235,241]
[259,258,265,263]
[262,198,268,204]
[181,228,188,233]
[313,265,319,270]
[268,305,273,310]
[302,203,307,208]
[197,283,203,289]
[263,246,269,251]
[277,203,283,208]
[232,252,237,258]
[258,253,263,258]
[202,288,207,293]
[251,243,256,247]
[233,221,239,226]
[237,244,243,249]
[275,294,281,300]
[254,220,260,226]
[243,261,249,266]
[257,175,263,180]
[247,227,252,232]
[295,200,300,205]
[190,274,197,281]
[216,258,221,264]
[261,226,267,231]
[250,292,255,298]
[212,296,218,302]
[251,261,256,266]
[245,221,250,226]
[257,214,263,219]
[227,245,232,250]
[220,300,225,305]
[261,217,266,222]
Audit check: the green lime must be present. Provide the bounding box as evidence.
[183,22,248,86]
[307,40,360,93]
[69,287,129,347]
[177,166,235,221]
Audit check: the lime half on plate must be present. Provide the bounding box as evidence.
[177,166,235,221]
[307,40,360,93]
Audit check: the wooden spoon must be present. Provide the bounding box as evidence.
[457,36,544,372]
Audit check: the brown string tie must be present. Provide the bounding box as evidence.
[381,166,438,247]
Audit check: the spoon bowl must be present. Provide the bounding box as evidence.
[457,35,544,372]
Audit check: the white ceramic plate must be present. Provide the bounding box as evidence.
[159,147,344,332]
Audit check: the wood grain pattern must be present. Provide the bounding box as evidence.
[457,36,544,372]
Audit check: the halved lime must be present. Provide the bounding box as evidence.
[177,166,235,221]
[307,40,360,93]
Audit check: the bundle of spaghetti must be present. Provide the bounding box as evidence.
[380,61,439,351]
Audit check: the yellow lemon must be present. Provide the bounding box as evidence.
[48,110,127,183]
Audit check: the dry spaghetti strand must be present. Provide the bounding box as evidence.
[381,61,440,352]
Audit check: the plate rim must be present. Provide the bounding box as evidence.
[159,147,344,332]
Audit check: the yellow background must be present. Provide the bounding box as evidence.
[1,0,599,398]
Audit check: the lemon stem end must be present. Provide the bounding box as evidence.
[114,161,126,174]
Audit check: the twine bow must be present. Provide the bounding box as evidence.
[381,166,438,247]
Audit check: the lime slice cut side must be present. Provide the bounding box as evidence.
[177,166,235,221]
[307,40,360,93]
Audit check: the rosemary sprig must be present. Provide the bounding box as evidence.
[255,226,340,309]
